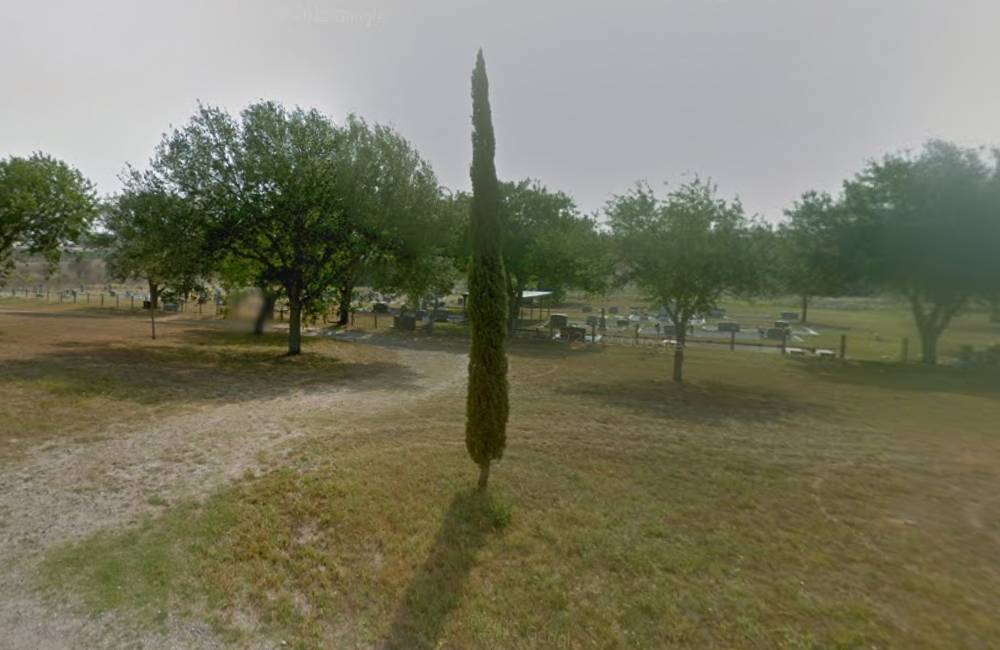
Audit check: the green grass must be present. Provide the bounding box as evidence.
[36,329,1000,648]
[540,293,999,363]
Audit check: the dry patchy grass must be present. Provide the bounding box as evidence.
[37,318,1000,648]
[0,301,399,462]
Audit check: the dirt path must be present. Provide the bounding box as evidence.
[0,340,467,650]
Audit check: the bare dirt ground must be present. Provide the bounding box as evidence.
[0,304,467,649]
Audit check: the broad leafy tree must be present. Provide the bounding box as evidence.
[843,141,1000,364]
[104,173,208,339]
[0,153,97,282]
[779,191,860,322]
[608,179,761,382]
[151,102,346,355]
[499,179,609,325]
[465,50,509,491]
[333,115,448,323]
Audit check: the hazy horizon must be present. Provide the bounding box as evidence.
[3,0,999,220]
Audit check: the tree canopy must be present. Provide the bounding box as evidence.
[498,179,609,320]
[0,153,97,282]
[104,171,209,338]
[778,191,861,322]
[841,140,1000,364]
[607,179,763,382]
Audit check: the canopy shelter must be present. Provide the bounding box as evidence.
[519,290,553,321]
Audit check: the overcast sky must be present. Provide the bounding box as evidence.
[2,0,999,220]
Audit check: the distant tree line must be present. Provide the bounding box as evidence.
[2,119,999,368]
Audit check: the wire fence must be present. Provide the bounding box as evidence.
[2,285,960,364]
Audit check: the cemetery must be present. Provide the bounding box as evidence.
[1,292,999,649]
[2,8,1000,647]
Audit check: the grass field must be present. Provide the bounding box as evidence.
[2,297,1000,648]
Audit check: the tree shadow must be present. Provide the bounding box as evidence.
[789,357,1000,400]
[381,490,506,649]
[0,307,142,320]
[343,325,604,361]
[0,330,419,406]
[555,376,826,425]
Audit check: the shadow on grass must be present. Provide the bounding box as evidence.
[382,490,506,650]
[558,376,824,425]
[356,325,605,362]
[1,328,417,405]
[0,306,143,320]
[790,357,1000,400]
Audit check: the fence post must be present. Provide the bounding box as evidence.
[781,330,788,355]
[730,330,736,351]
[591,321,596,344]
[374,313,378,329]
[131,296,135,310]
[634,324,639,345]
[101,294,104,307]
[901,337,909,364]
[839,334,847,360]
[116,295,120,308]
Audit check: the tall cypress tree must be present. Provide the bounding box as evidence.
[465,49,509,491]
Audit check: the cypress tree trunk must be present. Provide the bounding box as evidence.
[253,289,277,335]
[465,50,509,492]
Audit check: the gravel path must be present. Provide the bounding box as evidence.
[0,342,467,650]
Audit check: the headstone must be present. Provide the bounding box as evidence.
[549,313,568,329]
[608,306,620,314]
[717,321,740,333]
[393,315,416,331]
[774,320,790,330]
[585,315,600,326]
[780,312,800,321]
[708,308,726,319]
[616,318,630,328]
[765,327,786,340]
[432,309,450,323]
[560,326,587,342]
[373,302,390,314]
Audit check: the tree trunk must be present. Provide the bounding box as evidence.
[672,323,686,383]
[253,290,277,335]
[148,280,159,340]
[337,283,353,326]
[801,294,809,324]
[477,461,490,491]
[288,300,302,355]
[919,325,940,365]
